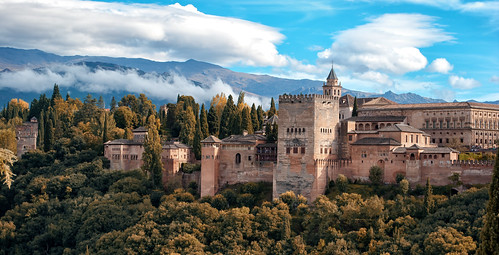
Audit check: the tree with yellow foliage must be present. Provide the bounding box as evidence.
[0,148,17,189]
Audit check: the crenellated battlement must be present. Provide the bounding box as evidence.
[451,160,495,166]
[279,93,338,103]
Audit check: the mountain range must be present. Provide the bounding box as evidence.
[1,47,495,108]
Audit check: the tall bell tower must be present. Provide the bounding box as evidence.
[323,63,342,99]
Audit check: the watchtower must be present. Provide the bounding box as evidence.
[274,65,342,202]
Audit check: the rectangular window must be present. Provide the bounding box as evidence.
[301,147,305,154]
[348,135,352,141]
[286,147,290,154]
[293,147,298,154]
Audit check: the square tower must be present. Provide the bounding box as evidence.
[274,66,342,202]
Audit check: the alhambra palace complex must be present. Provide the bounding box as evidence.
[15,66,498,202]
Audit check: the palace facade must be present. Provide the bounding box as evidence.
[200,65,495,202]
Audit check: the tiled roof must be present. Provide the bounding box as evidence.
[352,137,401,146]
[133,126,148,132]
[345,115,407,122]
[393,146,459,154]
[378,124,425,134]
[360,102,499,111]
[104,139,143,145]
[221,134,267,144]
[201,135,222,143]
[360,97,398,107]
[163,142,191,149]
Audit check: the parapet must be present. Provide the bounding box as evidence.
[279,94,337,103]
[450,160,495,166]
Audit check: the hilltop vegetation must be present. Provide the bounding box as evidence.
[0,86,497,254]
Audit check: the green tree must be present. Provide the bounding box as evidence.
[97,96,105,109]
[352,96,358,117]
[102,113,109,143]
[219,95,235,139]
[250,103,259,132]
[114,106,134,129]
[37,109,45,148]
[268,97,276,117]
[207,103,219,136]
[399,179,409,196]
[44,114,54,151]
[241,107,253,134]
[179,106,196,146]
[0,148,17,189]
[478,148,499,254]
[50,84,62,106]
[424,227,476,255]
[257,105,265,130]
[424,178,435,215]
[369,165,383,185]
[142,116,163,189]
[266,123,278,143]
[336,174,348,193]
[199,104,209,138]
[193,120,202,160]
[110,96,117,112]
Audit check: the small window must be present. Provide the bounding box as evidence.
[235,153,241,164]
[286,148,290,154]
[349,135,353,141]
[248,156,252,161]
[293,147,298,153]
[301,147,305,154]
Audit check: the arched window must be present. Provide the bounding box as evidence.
[235,153,241,164]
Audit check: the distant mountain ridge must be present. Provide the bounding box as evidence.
[0,47,489,106]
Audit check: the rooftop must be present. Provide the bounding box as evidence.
[378,123,426,134]
[104,139,143,145]
[201,135,222,143]
[221,134,267,144]
[360,101,499,111]
[352,137,401,146]
[345,115,407,123]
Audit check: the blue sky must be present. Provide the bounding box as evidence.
[0,0,497,102]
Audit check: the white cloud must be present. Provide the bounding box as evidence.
[318,13,453,75]
[491,75,499,84]
[353,71,394,86]
[448,75,481,89]
[0,0,288,67]
[0,64,269,107]
[427,58,453,73]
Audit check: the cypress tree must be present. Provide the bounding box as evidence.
[230,108,242,135]
[268,97,276,117]
[207,104,219,136]
[219,95,235,139]
[241,107,253,134]
[142,116,163,189]
[193,120,202,160]
[103,113,109,143]
[50,84,62,106]
[199,104,209,138]
[423,178,435,215]
[179,106,196,146]
[478,148,499,254]
[110,96,117,112]
[65,92,71,101]
[97,96,105,109]
[44,115,54,151]
[37,110,45,149]
[251,103,259,132]
[257,105,265,130]
[352,96,358,117]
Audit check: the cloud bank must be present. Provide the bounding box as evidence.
[0,0,287,67]
[0,65,269,107]
[448,75,481,89]
[319,13,453,76]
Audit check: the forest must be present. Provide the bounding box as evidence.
[0,85,498,254]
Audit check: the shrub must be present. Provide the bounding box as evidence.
[336,174,348,193]
[369,166,384,185]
